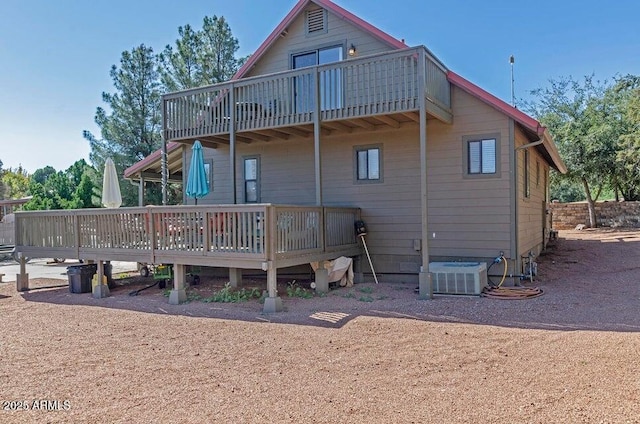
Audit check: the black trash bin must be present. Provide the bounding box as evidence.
[67,265,94,294]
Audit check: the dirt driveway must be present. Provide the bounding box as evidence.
[1,229,639,423]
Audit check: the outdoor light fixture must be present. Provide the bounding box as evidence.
[348,44,356,56]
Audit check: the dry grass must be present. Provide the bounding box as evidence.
[1,229,640,423]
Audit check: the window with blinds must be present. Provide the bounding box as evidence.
[468,138,496,174]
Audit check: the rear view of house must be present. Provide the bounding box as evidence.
[131,1,565,282]
[15,0,566,311]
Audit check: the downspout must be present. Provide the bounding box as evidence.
[515,139,543,151]
[128,177,144,206]
[514,136,547,262]
[509,119,518,276]
[511,124,543,277]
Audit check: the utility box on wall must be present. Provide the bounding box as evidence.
[429,262,488,295]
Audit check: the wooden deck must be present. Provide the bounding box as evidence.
[163,46,451,145]
[13,204,361,269]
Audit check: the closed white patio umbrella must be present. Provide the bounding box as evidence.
[102,158,122,208]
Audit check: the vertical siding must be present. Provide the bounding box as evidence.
[516,126,549,260]
[246,4,395,77]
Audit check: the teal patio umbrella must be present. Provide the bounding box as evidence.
[185,140,209,204]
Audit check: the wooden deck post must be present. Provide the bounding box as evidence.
[16,253,29,292]
[417,48,433,300]
[169,263,187,305]
[229,85,237,204]
[92,259,110,299]
[262,261,282,313]
[229,268,242,288]
[313,67,323,206]
[314,261,329,293]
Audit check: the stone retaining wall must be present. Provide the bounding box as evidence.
[549,201,640,229]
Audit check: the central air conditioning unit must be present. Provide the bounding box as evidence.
[428,262,488,295]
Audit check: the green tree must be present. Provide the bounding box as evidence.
[84,44,163,206]
[612,75,640,199]
[23,161,98,211]
[159,15,244,91]
[31,166,56,185]
[158,24,202,91]
[1,166,30,199]
[526,76,616,227]
[200,15,243,83]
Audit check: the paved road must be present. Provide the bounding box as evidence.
[0,258,139,283]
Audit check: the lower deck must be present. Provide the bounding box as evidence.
[13,204,362,312]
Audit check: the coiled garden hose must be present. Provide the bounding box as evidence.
[481,286,544,299]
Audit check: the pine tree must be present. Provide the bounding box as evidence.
[83,44,163,206]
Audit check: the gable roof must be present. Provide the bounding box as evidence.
[233,0,408,79]
[448,71,567,173]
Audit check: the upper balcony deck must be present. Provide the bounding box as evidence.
[163,46,451,145]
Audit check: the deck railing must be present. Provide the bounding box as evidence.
[14,205,361,268]
[0,221,13,246]
[163,46,450,141]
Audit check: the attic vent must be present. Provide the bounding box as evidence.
[306,9,326,34]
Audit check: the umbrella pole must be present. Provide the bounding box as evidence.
[359,235,379,284]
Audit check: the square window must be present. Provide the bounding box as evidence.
[355,146,381,182]
[468,139,496,174]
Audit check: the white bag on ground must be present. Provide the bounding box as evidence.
[310,256,354,287]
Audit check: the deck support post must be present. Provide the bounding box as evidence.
[417,48,433,300]
[91,260,111,299]
[16,253,29,292]
[92,259,110,298]
[262,261,282,313]
[169,264,187,304]
[313,66,323,206]
[229,268,242,288]
[314,261,329,293]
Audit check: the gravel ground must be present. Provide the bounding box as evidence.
[1,228,639,423]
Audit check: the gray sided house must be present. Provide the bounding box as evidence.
[125,0,566,288]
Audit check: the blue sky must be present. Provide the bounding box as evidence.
[1,0,638,173]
